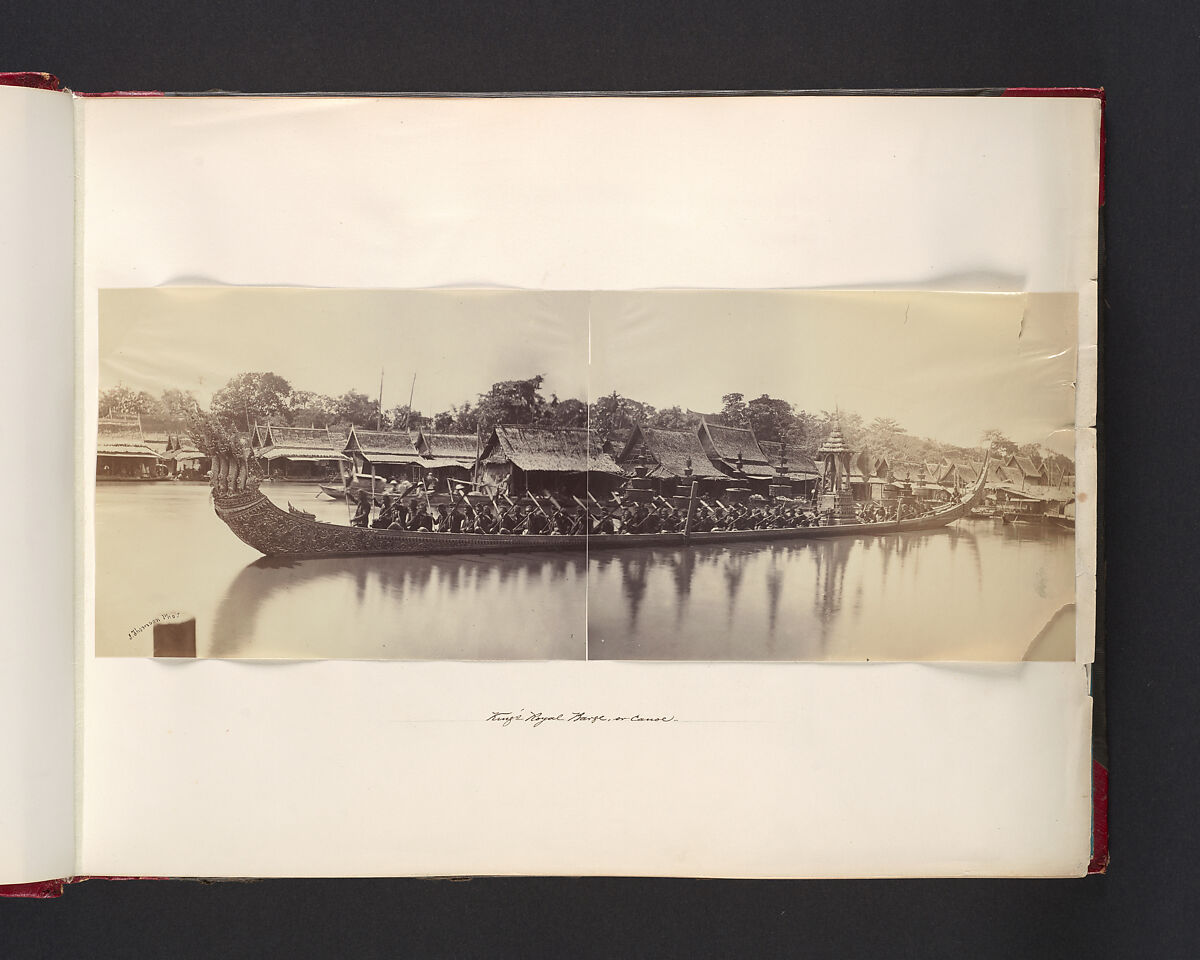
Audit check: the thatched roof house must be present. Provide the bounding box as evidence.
[413,430,480,482]
[97,414,158,457]
[479,424,623,495]
[816,460,869,485]
[97,413,161,477]
[138,416,189,457]
[846,451,904,500]
[482,424,623,473]
[855,451,880,480]
[326,426,351,453]
[162,433,201,459]
[889,459,927,483]
[986,459,1010,485]
[756,439,782,463]
[341,426,423,479]
[1044,459,1074,488]
[853,452,891,480]
[1010,455,1048,485]
[414,430,480,467]
[600,427,634,458]
[991,482,1045,503]
[617,424,726,480]
[925,460,953,484]
[990,455,1071,502]
[696,417,775,479]
[757,440,819,481]
[254,423,348,480]
[258,425,347,462]
[160,434,210,474]
[945,459,981,487]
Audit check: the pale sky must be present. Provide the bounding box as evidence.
[99,288,590,415]
[591,290,1077,454]
[99,288,1076,454]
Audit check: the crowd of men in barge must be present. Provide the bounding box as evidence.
[347,485,934,537]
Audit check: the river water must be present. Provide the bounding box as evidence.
[95,481,1075,660]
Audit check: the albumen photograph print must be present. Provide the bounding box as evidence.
[93,288,1078,661]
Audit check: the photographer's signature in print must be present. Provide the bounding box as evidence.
[128,611,182,641]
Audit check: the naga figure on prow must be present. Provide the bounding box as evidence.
[188,412,259,499]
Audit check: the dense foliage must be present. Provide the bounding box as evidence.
[100,374,1073,473]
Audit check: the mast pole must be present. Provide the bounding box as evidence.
[404,371,417,430]
[376,368,384,431]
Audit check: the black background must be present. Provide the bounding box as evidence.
[2,1,1197,956]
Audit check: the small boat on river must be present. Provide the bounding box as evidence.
[318,472,435,502]
[318,476,461,505]
[317,474,383,501]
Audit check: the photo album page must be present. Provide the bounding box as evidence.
[3,88,1101,883]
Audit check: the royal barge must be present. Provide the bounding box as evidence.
[209,450,992,559]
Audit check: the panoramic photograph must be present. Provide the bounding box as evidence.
[92,288,1078,660]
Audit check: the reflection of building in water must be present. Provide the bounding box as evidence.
[851,540,866,614]
[949,524,985,575]
[875,532,893,581]
[583,521,1057,661]
[209,525,1005,659]
[722,549,750,626]
[959,524,984,584]
[670,550,697,603]
[811,539,853,651]
[353,562,370,602]
[618,554,650,630]
[666,550,698,626]
[764,549,784,639]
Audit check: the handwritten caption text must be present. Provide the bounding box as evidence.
[487,710,677,728]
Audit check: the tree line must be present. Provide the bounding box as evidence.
[99,373,1073,472]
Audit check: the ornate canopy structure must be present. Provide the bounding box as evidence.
[816,422,858,522]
